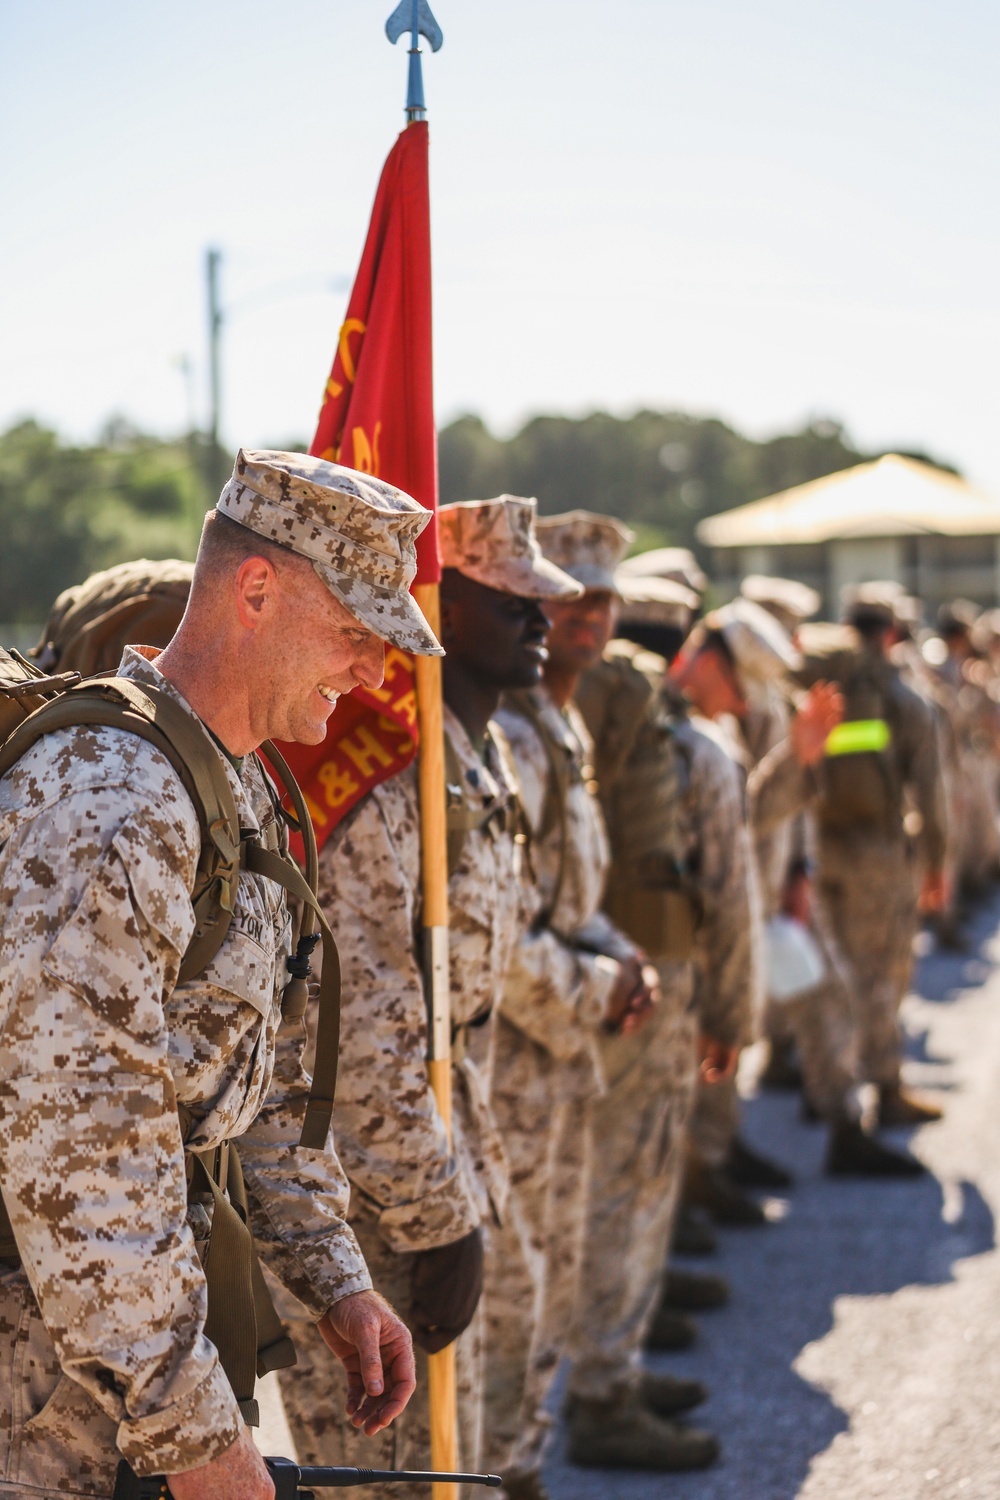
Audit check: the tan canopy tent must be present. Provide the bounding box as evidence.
[697,456,1000,616]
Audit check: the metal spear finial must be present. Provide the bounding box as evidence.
[385,0,443,121]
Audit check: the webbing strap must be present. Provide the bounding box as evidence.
[242,843,342,1151]
[190,1149,257,1412]
[825,719,892,756]
[211,1143,297,1380]
[504,689,571,926]
[258,740,321,1026]
[190,1142,297,1424]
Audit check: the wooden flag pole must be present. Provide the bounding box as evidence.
[387,9,454,1496]
[413,584,458,1500]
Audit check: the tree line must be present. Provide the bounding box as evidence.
[0,411,954,625]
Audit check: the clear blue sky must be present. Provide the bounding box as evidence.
[2,0,997,484]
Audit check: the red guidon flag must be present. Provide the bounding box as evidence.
[273,122,438,849]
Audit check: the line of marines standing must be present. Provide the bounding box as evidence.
[0,447,982,1500]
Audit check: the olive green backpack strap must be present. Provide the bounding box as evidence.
[241,842,342,1152]
[247,740,340,1151]
[184,1132,298,1427]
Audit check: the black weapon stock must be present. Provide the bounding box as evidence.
[113,1457,503,1499]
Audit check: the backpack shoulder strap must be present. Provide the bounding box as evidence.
[0,678,243,981]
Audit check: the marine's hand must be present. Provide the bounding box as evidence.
[791,681,843,767]
[621,962,662,1035]
[410,1225,485,1353]
[318,1289,416,1436]
[604,958,660,1034]
[166,1426,274,1500]
[919,868,948,915]
[698,1035,738,1084]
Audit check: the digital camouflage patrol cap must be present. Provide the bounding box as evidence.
[218,449,443,656]
[617,545,707,597]
[439,495,582,599]
[535,510,634,593]
[840,580,904,630]
[740,574,820,631]
[616,573,701,628]
[705,597,802,685]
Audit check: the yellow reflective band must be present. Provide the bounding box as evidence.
[824,719,891,756]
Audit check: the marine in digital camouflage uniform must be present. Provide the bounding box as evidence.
[821,587,948,1125]
[927,600,1000,899]
[739,575,857,1121]
[677,599,924,1178]
[275,496,582,1497]
[561,569,758,1472]
[487,512,650,1495]
[890,595,975,951]
[680,599,814,1194]
[665,594,797,1206]
[0,451,434,1499]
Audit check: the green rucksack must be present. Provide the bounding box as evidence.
[577,641,699,961]
[795,622,901,835]
[31,557,195,676]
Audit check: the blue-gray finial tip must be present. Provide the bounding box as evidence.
[385,0,443,52]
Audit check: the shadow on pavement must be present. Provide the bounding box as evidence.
[915,890,1000,1005]
[542,901,999,1500]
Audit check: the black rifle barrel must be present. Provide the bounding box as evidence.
[113,1457,502,1499]
[296,1466,502,1487]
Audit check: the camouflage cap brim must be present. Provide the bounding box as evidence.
[313,563,444,656]
[476,553,584,600]
[439,495,583,600]
[559,562,621,594]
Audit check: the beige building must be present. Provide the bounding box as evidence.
[698,455,1000,617]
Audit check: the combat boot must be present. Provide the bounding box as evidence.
[644,1304,697,1351]
[662,1266,730,1310]
[566,1372,707,1423]
[640,1370,708,1416]
[878,1085,943,1126]
[726,1135,794,1189]
[672,1202,717,1256]
[825,1120,925,1177]
[500,1468,550,1500]
[759,1036,802,1090]
[933,911,968,952]
[685,1159,768,1226]
[566,1393,718,1471]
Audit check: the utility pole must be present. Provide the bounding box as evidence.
[206,247,224,494]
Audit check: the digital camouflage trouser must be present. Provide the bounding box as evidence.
[568,970,698,1402]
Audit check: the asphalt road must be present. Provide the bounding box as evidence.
[259,893,1000,1497]
[545,892,1000,1500]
